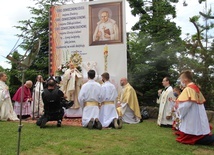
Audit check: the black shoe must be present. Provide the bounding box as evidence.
[160,124,172,128]
[40,118,48,128]
[117,117,123,129]
[94,118,102,130]
[87,118,94,129]
[113,118,119,129]
[57,120,62,127]
[36,118,42,126]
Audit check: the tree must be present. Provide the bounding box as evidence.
[7,0,68,88]
[1,0,71,97]
[127,0,183,105]
[179,14,214,108]
[8,51,22,97]
[14,0,52,79]
[0,66,4,72]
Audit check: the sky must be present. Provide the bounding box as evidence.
[0,0,213,69]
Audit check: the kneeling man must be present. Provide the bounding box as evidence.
[78,70,102,130]
[117,78,142,124]
[36,78,65,128]
[99,72,122,129]
[176,70,214,145]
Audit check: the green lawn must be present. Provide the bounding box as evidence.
[0,119,213,155]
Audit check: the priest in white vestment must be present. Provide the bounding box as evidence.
[78,70,102,129]
[175,70,214,145]
[31,75,44,117]
[99,72,122,129]
[0,72,19,121]
[157,77,175,127]
[61,62,83,117]
[117,78,142,124]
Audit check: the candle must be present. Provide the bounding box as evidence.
[104,45,108,56]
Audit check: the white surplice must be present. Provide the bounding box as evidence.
[99,81,118,127]
[31,81,44,117]
[78,80,101,127]
[0,81,19,121]
[178,101,210,135]
[157,86,175,126]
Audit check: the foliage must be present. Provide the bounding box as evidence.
[7,0,66,92]
[180,14,214,108]
[0,66,4,72]
[127,0,183,105]
[7,51,22,96]
[0,120,214,155]
[13,0,53,78]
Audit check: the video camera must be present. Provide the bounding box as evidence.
[61,98,74,109]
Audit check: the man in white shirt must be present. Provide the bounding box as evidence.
[99,72,122,129]
[78,70,102,130]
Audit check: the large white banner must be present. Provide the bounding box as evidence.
[49,0,127,89]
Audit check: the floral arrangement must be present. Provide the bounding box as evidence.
[56,62,69,76]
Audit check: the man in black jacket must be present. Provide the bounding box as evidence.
[36,78,65,128]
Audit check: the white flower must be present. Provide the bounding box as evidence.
[62,68,67,72]
[58,65,62,71]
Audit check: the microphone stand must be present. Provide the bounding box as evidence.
[17,70,25,155]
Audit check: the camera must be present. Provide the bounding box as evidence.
[61,98,74,109]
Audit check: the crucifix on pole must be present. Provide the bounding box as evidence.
[6,30,41,155]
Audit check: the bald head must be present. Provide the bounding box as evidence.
[120,77,128,86]
[25,80,33,89]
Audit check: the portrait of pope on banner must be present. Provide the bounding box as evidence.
[89,2,123,46]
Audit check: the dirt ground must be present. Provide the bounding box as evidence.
[22,117,82,126]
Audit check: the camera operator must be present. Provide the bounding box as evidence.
[45,75,61,89]
[36,78,66,128]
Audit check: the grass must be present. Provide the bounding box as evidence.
[0,119,214,155]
